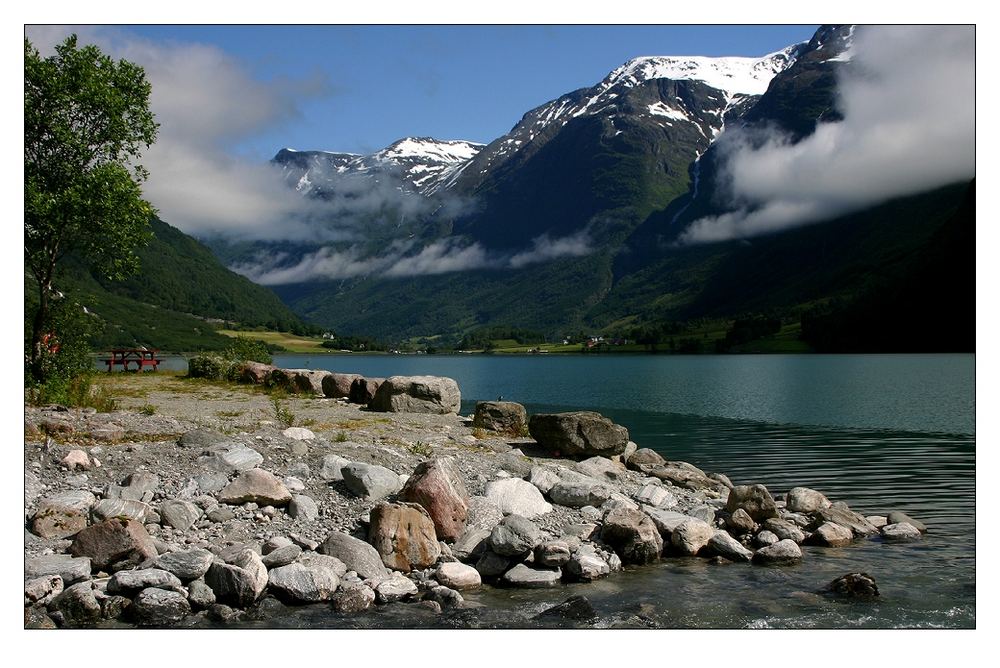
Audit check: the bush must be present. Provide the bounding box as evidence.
[222,335,272,364]
[187,355,233,380]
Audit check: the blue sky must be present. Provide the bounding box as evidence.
[124,25,818,157]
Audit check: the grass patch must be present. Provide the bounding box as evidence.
[215,410,244,418]
[217,329,330,354]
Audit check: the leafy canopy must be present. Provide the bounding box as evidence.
[24,34,159,284]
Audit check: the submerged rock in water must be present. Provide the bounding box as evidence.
[823,572,879,599]
[534,595,597,622]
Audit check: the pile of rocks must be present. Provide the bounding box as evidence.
[23,373,926,629]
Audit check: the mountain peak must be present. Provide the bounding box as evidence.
[606,44,806,96]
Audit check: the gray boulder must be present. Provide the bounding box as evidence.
[204,550,268,608]
[289,495,320,521]
[25,554,91,585]
[473,401,527,435]
[49,581,101,626]
[601,507,663,564]
[635,484,676,509]
[565,544,611,581]
[349,377,384,404]
[261,544,302,569]
[132,587,191,626]
[535,540,573,567]
[268,561,340,602]
[882,522,922,541]
[318,531,389,580]
[763,518,806,544]
[218,469,292,506]
[203,443,264,473]
[483,478,552,518]
[549,480,613,508]
[575,456,625,481]
[670,518,716,556]
[474,550,512,578]
[331,584,376,613]
[435,562,482,589]
[725,484,779,521]
[108,568,183,594]
[502,563,562,588]
[342,462,403,501]
[528,466,562,495]
[373,572,419,603]
[641,506,695,537]
[886,511,927,533]
[160,500,202,531]
[154,549,214,581]
[322,372,362,398]
[451,528,492,562]
[812,506,879,537]
[528,411,629,458]
[369,375,461,414]
[90,499,151,524]
[708,530,754,562]
[753,538,803,564]
[320,454,352,482]
[187,579,216,609]
[754,530,781,548]
[627,448,666,469]
[785,487,831,513]
[489,515,541,558]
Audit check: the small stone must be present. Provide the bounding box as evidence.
[502,563,562,588]
[373,572,418,603]
[881,522,922,541]
[763,517,806,544]
[331,584,375,613]
[261,544,302,569]
[283,426,315,441]
[565,544,610,581]
[708,530,754,562]
[268,561,341,603]
[886,511,927,533]
[754,530,780,548]
[535,540,572,567]
[206,506,236,523]
[425,584,464,608]
[218,469,292,507]
[154,549,214,581]
[727,508,756,534]
[635,484,676,508]
[160,500,203,531]
[670,518,715,556]
[187,579,216,609]
[785,487,832,513]
[61,450,91,471]
[319,455,351,481]
[288,495,320,521]
[823,572,879,599]
[283,476,306,492]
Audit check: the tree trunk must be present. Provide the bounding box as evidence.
[29,279,51,383]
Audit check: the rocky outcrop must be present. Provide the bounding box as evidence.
[528,411,629,458]
[369,375,461,414]
[399,458,470,541]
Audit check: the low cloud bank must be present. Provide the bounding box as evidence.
[680,25,975,245]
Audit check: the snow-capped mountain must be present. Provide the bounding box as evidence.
[273,137,484,198]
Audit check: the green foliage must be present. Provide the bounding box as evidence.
[716,316,782,353]
[271,397,295,428]
[29,374,118,413]
[320,334,385,352]
[334,431,348,443]
[139,404,157,416]
[25,35,158,382]
[222,335,273,365]
[187,355,232,380]
[456,325,546,350]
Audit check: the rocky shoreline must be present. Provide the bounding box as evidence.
[24,366,926,629]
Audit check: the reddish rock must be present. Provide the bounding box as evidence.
[31,502,88,539]
[368,502,441,572]
[236,361,276,385]
[218,469,292,506]
[69,518,157,571]
[349,377,384,405]
[400,458,470,541]
[61,450,90,471]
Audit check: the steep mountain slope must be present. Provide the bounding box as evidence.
[47,217,305,351]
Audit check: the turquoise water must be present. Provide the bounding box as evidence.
[229,353,975,628]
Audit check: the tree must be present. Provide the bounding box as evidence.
[25,35,158,381]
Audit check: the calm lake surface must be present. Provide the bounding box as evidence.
[218,353,977,628]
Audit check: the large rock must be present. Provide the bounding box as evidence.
[25,575,63,606]
[642,506,697,537]
[753,539,803,564]
[435,562,481,590]
[154,549,214,581]
[634,484,676,509]
[575,456,625,481]
[368,502,441,572]
[204,443,263,473]
[785,487,831,513]
[483,478,552,518]
[473,401,527,435]
[50,582,101,626]
[708,530,754,562]
[528,411,629,458]
[881,522,922,541]
[270,368,328,395]
[725,484,779,521]
[319,531,389,580]
[474,550,512,578]
[331,584,375,613]
[160,500,202,531]
[451,528,492,562]
[812,506,879,537]
[399,457,470,541]
[535,595,597,621]
[132,587,191,626]
[108,568,183,594]
[823,572,880,599]
[322,372,362,398]
[349,377,384,404]
[261,544,302,569]
[466,496,505,530]
[670,518,716,556]
[806,522,855,547]
[25,554,91,585]
[549,480,613,508]
[565,544,612,581]
[626,448,666,469]
[489,515,542,558]
[342,462,403,501]
[645,465,721,491]
[268,561,341,603]
[369,375,461,414]
[288,494,320,521]
[763,518,806,544]
[31,501,88,539]
[535,540,573,567]
[204,550,268,607]
[886,511,927,533]
[90,499,150,524]
[600,507,663,564]
[320,454,352,482]
[69,518,157,572]
[235,361,276,385]
[502,564,562,588]
[373,572,419,603]
[218,469,292,506]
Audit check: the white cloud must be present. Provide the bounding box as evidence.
[681,25,975,244]
[509,230,593,268]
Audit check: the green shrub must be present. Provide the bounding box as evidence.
[271,396,295,427]
[30,374,118,412]
[222,335,272,364]
[187,355,233,380]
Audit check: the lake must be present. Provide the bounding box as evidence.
[209,353,977,628]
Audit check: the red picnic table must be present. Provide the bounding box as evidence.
[102,348,162,372]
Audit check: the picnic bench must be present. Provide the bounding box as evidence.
[101,348,162,372]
